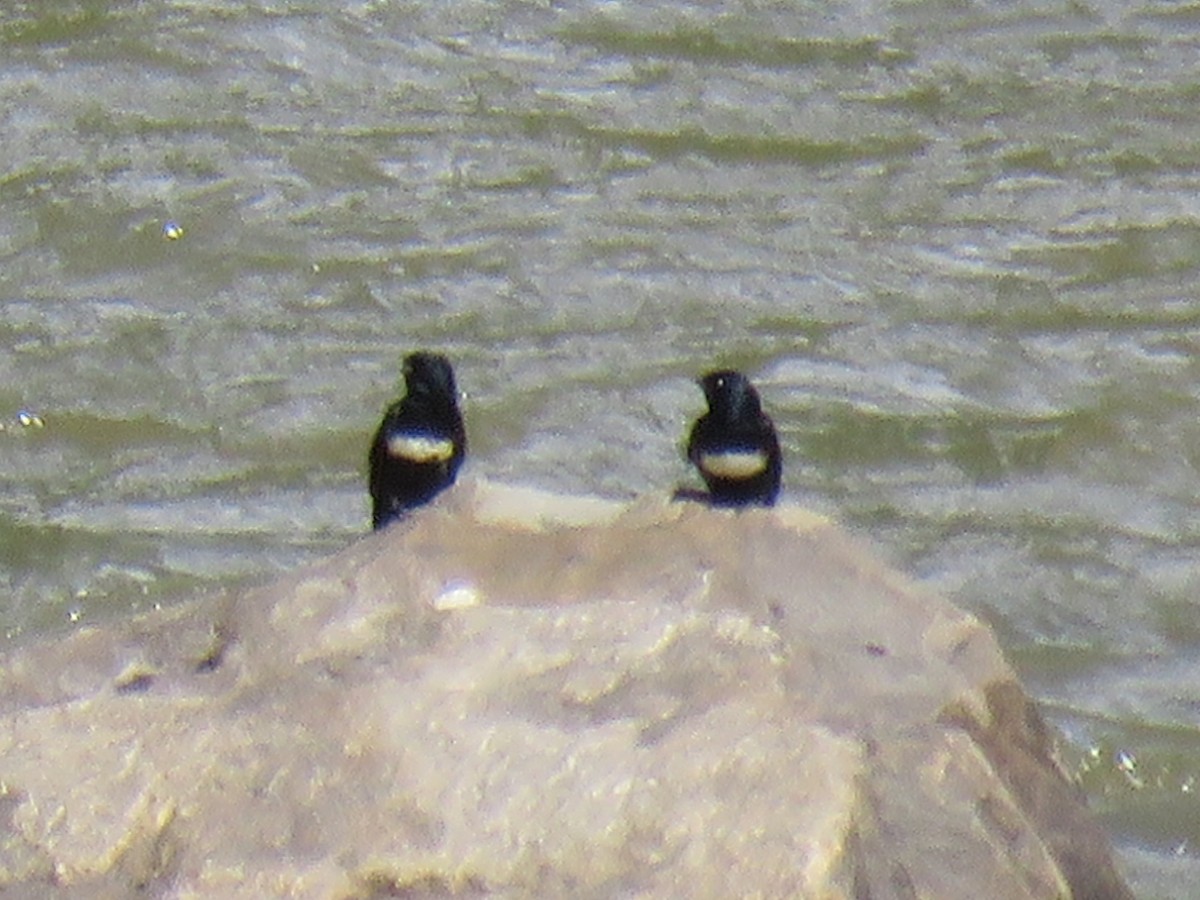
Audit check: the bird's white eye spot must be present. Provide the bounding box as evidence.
[387,434,455,463]
[699,450,767,479]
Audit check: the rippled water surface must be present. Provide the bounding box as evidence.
[4,1,1200,894]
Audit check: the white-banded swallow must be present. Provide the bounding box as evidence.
[368,352,466,530]
[687,369,781,507]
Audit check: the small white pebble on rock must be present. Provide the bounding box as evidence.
[432,582,481,610]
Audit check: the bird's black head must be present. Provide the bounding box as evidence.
[699,370,762,422]
[402,352,458,407]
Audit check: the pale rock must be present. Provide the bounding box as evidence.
[0,479,1134,898]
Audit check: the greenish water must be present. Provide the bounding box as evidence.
[3,1,1200,894]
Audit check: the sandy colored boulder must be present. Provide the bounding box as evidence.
[0,480,1133,898]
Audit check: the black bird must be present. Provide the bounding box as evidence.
[368,352,466,530]
[686,370,781,507]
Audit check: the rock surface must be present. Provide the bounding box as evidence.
[0,480,1134,899]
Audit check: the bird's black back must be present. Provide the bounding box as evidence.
[368,352,466,529]
[686,370,781,507]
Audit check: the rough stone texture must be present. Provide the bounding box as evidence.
[0,480,1134,899]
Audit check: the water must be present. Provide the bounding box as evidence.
[3,1,1200,894]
